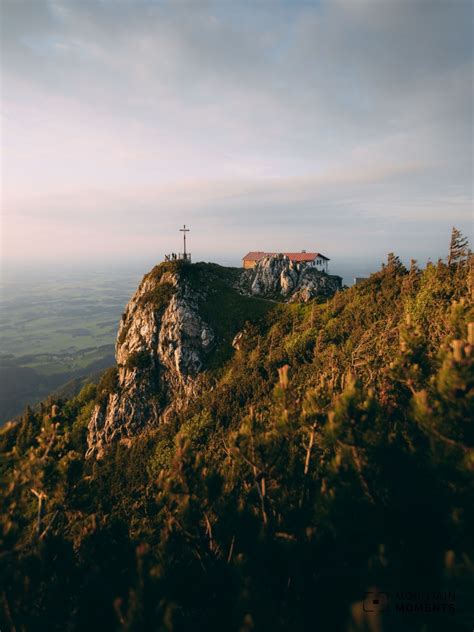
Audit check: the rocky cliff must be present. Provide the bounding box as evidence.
[86,258,342,458]
[86,264,214,458]
[239,254,342,302]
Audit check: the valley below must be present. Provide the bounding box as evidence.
[0,268,142,423]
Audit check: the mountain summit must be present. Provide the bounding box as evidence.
[87,257,342,458]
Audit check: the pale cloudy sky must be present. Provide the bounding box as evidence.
[1,0,472,270]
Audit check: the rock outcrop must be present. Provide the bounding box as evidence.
[86,266,214,459]
[238,254,342,302]
[86,257,342,458]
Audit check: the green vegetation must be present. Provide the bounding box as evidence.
[125,350,153,371]
[138,282,175,312]
[182,262,274,368]
[0,249,473,631]
[96,367,119,406]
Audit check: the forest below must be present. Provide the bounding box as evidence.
[1,242,472,631]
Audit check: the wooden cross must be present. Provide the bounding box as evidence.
[180,224,190,257]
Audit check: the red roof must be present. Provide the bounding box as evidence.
[242,251,329,262]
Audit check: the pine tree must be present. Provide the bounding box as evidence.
[386,252,406,275]
[448,226,469,266]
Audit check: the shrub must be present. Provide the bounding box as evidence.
[125,350,152,371]
[96,367,119,406]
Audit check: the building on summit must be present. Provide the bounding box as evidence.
[242,251,330,272]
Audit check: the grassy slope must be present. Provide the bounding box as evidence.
[181,262,276,368]
[174,259,471,452]
[1,257,472,631]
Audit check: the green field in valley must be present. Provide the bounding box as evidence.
[0,266,144,423]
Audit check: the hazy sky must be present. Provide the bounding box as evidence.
[1,0,472,270]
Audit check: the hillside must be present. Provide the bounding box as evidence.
[1,254,472,632]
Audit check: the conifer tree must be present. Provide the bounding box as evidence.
[385,252,406,275]
[448,226,469,266]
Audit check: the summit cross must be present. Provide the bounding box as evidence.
[180,224,190,258]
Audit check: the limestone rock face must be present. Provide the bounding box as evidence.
[158,292,214,387]
[86,267,213,459]
[239,254,342,302]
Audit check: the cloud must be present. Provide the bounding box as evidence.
[1,0,472,266]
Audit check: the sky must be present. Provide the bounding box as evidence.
[1,0,473,274]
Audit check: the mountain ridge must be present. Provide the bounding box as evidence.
[86,256,341,457]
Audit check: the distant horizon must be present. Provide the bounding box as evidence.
[1,221,467,269]
[0,235,463,289]
[2,213,471,270]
